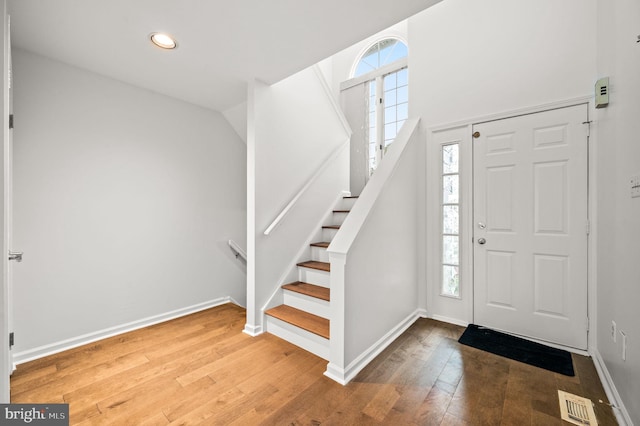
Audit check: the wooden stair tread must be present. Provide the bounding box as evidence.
[297,261,330,272]
[282,282,330,301]
[310,241,330,248]
[265,305,329,339]
[322,225,340,229]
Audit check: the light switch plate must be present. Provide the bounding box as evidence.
[631,175,640,198]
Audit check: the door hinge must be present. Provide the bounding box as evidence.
[586,220,591,236]
[586,317,590,333]
[582,120,591,137]
[9,332,14,348]
[9,114,13,130]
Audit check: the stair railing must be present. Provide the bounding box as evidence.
[228,239,247,261]
[263,140,349,236]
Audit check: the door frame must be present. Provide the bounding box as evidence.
[426,95,597,354]
[1,0,10,402]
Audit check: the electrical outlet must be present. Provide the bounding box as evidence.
[631,175,640,198]
[620,331,627,361]
[612,320,617,342]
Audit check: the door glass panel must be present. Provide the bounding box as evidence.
[397,103,408,121]
[384,89,397,105]
[443,175,459,204]
[443,236,459,264]
[368,81,377,173]
[384,106,396,123]
[381,67,409,150]
[441,142,460,297]
[442,265,460,298]
[443,206,459,234]
[443,144,459,173]
[397,68,408,86]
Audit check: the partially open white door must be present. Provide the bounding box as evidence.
[473,104,589,350]
[1,1,11,401]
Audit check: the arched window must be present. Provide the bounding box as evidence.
[353,38,408,78]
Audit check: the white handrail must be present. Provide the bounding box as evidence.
[228,240,247,261]
[263,139,349,236]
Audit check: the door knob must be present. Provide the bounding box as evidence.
[477,238,486,245]
[8,251,23,262]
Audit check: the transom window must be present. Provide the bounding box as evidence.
[354,39,408,78]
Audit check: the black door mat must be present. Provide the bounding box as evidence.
[458,324,575,376]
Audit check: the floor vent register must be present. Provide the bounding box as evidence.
[558,390,598,426]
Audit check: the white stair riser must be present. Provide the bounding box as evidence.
[283,291,330,319]
[298,268,329,287]
[331,212,348,226]
[322,228,339,241]
[266,316,329,360]
[340,198,357,211]
[311,246,329,262]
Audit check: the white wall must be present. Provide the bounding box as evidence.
[329,120,421,373]
[247,66,350,333]
[409,0,597,127]
[409,0,597,322]
[11,49,247,358]
[222,101,248,144]
[595,0,640,423]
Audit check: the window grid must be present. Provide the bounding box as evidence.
[382,67,408,150]
[368,82,377,174]
[441,143,460,298]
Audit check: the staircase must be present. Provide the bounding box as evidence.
[265,195,357,360]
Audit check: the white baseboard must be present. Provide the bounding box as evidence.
[324,309,420,385]
[427,313,469,328]
[242,323,263,337]
[12,297,237,367]
[592,349,633,426]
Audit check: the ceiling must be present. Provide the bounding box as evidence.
[8,0,440,112]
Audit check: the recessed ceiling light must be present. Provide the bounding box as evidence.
[150,33,177,50]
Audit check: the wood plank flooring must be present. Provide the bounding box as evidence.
[11,303,617,425]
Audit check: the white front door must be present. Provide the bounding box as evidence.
[473,104,589,349]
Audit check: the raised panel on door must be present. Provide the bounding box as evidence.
[473,104,588,350]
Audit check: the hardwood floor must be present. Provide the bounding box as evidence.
[11,303,617,425]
